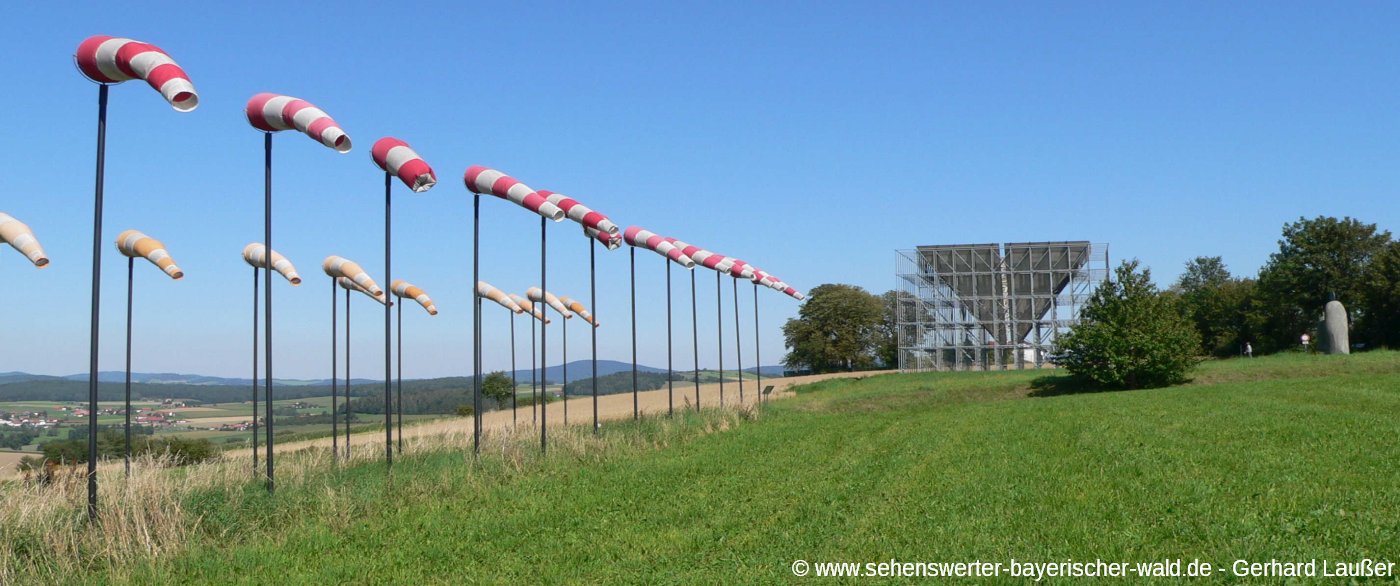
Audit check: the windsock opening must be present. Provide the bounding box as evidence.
[76,36,199,112]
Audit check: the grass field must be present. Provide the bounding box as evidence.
[4,352,1398,583]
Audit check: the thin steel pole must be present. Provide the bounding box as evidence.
[630,247,638,419]
[472,193,481,455]
[691,270,700,411]
[331,277,338,462]
[87,83,108,521]
[734,276,743,404]
[124,257,133,478]
[666,257,673,417]
[590,240,598,433]
[397,293,403,454]
[531,305,537,426]
[754,282,761,402]
[345,287,351,458]
[717,271,724,409]
[253,266,259,470]
[383,172,393,467]
[263,132,274,493]
[540,216,548,454]
[510,313,517,427]
[562,303,568,425]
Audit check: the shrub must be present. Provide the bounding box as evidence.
[1057,260,1200,389]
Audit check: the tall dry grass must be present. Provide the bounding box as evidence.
[0,404,760,584]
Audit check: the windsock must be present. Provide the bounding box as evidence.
[372,137,436,192]
[623,227,695,268]
[662,237,732,273]
[391,279,437,315]
[584,226,622,250]
[0,213,49,268]
[725,258,756,279]
[782,286,806,301]
[462,166,564,221]
[526,287,571,318]
[116,230,183,280]
[76,36,198,112]
[536,190,619,237]
[557,295,598,327]
[246,93,352,153]
[477,281,523,313]
[241,243,300,285]
[322,256,382,297]
[509,293,550,324]
[339,277,386,305]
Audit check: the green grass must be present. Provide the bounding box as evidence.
[48,352,1400,582]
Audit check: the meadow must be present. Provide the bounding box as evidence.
[1,351,1397,583]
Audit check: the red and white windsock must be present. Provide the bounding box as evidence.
[782,286,806,301]
[585,226,622,250]
[242,243,300,285]
[76,36,198,112]
[372,137,436,192]
[391,279,437,315]
[557,295,598,327]
[477,281,523,313]
[623,227,695,268]
[117,230,183,280]
[526,287,571,318]
[725,258,756,280]
[246,93,352,153]
[509,293,550,324]
[536,190,619,237]
[339,277,386,305]
[463,166,564,221]
[662,237,732,273]
[322,256,382,297]
[0,213,49,268]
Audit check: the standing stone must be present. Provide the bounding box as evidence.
[1322,300,1350,355]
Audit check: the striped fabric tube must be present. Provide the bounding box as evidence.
[623,227,695,268]
[526,287,572,318]
[661,237,731,273]
[339,277,386,305]
[241,243,300,285]
[584,226,622,250]
[536,190,619,236]
[463,166,564,221]
[557,295,598,327]
[321,256,382,297]
[76,35,198,112]
[116,230,182,280]
[782,286,806,301]
[477,281,523,313]
[245,93,352,153]
[0,213,49,268]
[509,293,550,324]
[372,137,436,192]
[391,279,437,315]
[725,258,756,280]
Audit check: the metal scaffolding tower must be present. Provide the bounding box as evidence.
[896,241,1109,371]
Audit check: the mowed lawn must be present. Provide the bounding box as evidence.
[116,352,1399,583]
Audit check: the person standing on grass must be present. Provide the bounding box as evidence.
[1244,342,1253,358]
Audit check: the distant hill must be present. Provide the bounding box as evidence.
[0,371,372,387]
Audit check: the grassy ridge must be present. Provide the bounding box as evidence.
[23,352,1400,583]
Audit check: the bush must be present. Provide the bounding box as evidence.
[1057,260,1200,389]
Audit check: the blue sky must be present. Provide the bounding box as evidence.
[2,2,1398,378]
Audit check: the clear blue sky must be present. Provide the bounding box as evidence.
[3,2,1398,378]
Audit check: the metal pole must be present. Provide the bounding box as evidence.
[383,172,393,467]
[733,276,743,404]
[540,216,547,454]
[690,269,699,411]
[331,277,338,462]
[472,193,481,455]
[754,282,761,403]
[562,301,568,425]
[263,132,274,493]
[531,305,537,426]
[124,257,133,478]
[87,83,108,521]
[253,266,259,470]
[666,257,673,417]
[345,286,351,458]
[630,246,638,419]
[510,313,517,427]
[397,292,403,454]
[717,271,724,408]
[590,240,598,433]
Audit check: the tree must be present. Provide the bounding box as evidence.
[1057,260,1200,389]
[876,290,902,368]
[1255,216,1391,351]
[1359,241,1400,348]
[1172,257,1258,357]
[481,371,514,405]
[782,284,885,373]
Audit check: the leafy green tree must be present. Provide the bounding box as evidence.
[1173,257,1259,357]
[782,284,885,373]
[1359,241,1400,348]
[482,371,515,405]
[1057,260,1200,389]
[876,290,902,368]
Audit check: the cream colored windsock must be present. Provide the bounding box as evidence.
[116,230,182,279]
[339,277,387,305]
[527,287,572,318]
[509,293,550,324]
[0,213,49,268]
[391,279,438,315]
[242,243,300,285]
[322,255,383,297]
[477,280,523,313]
[557,295,598,327]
